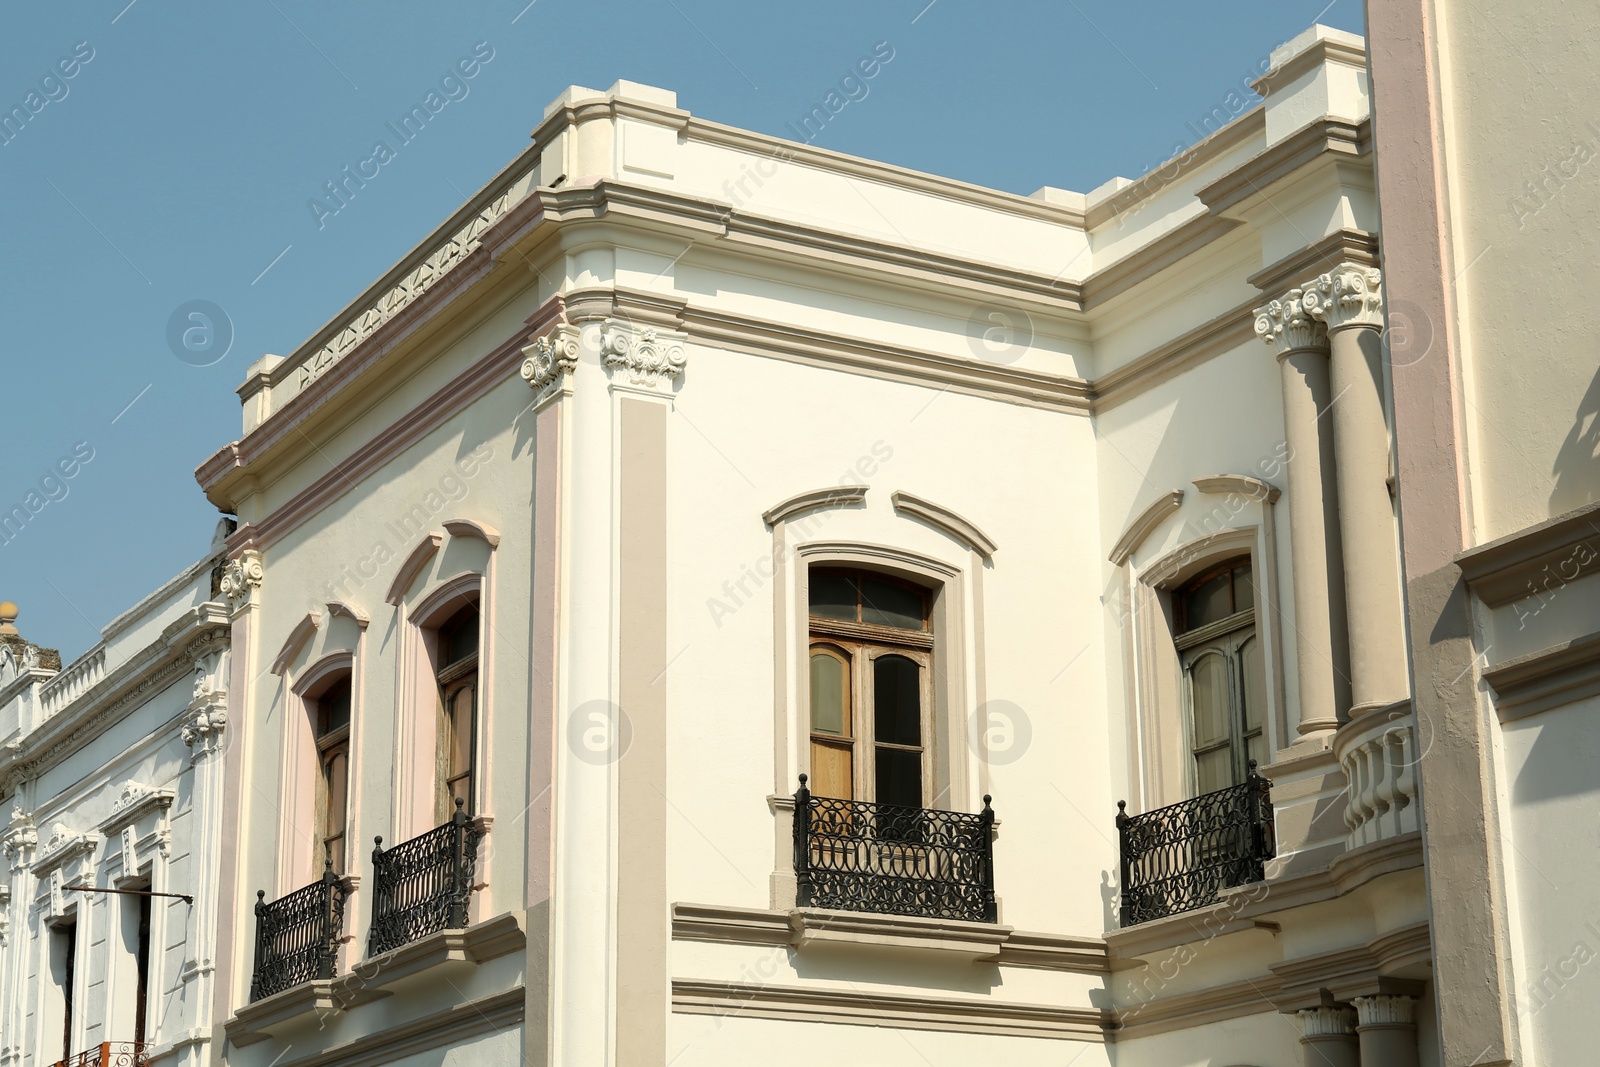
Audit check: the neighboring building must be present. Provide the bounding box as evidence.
[0,531,232,1067]
[187,22,1443,1067]
[1367,1,1600,1064]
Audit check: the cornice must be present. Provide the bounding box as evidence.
[1090,297,1260,413]
[1248,228,1380,296]
[1084,109,1266,231]
[671,979,1108,1041]
[1112,976,1283,1039]
[890,491,999,560]
[762,486,868,528]
[101,781,176,835]
[229,986,522,1062]
[1109,490,1184,566]
[1482,631,1600,722]
[1454,499,1600,608]
[0,609,230,793]
[1081,214,1243,309]
[1198,118,1370,218]
[683,305,1092,415]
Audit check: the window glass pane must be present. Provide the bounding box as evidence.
[318,678,351,736]
[324,749,347,830]
[873,655,922,747]
[810,741,853,800]
[875,747,923,809]
[809,651,849,736]
[1187,651,1230,745]
[1195,747,1232,794]
[1239,634,1265,732]
[441,604,480,666]
[449,683,475,777]
[1233,563,1255,614]
[809,573,857,621]
[860,577,925,630]
[1181,569,1233,631]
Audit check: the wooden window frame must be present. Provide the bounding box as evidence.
[434,602,481,823]
[311,677,352,873]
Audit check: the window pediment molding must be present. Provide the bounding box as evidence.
[443,518,501,549]
[763,486,868,528]
[1192,474,1281,504]
[890,491,997,560]
[387,533,444,607]
[270,611,323,677]
[102,780,176,836]
[1141,525,1260,590]
[1109,490,1185,566]
[31,821,99,876]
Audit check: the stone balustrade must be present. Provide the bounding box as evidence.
[1333,700,1420,849]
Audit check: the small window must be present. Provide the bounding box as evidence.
[436,602,480,821]
[807,569,933,808]
[312,676,352,872]
[1174,558,1266,793]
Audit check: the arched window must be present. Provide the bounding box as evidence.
[807,568,932,808]
[1175,558,1266,794]
[309,674,352,871]
[436,601,480,820]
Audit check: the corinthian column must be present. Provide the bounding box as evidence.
[1257,291,1352,737]
[1354,994,1421,1067]
[1298,1005,1360,1067]
[1304,266,1410,714]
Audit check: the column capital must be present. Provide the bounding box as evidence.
[1353,993,1418,1026]
[1298,1005,1358,1037]
[219,549,264,608]
[1303,264,1385,333]
[1255,288,1329,355]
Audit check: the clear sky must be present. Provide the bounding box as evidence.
[0,0,1364,659]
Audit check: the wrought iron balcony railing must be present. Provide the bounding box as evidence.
[792,775,997,923]
[53,1043,150,1067]
[250,858,349,1001]
[367,797,483,956]
[1115,769,1275,927]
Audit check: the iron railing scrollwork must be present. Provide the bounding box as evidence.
[52,1043,151,1067]
[249,855,348,1001]
[367,797,483,956]
[1115,767,1275,926]
[793,774,997,923]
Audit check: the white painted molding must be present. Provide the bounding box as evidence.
[443,518,502,549]
[520,323,580,399]
[219,550,264,603]
[890,491,998,559]
[269,611,323,677]
[1192,475,1281,504]
[386,532,444,607]
[1109,490,1184,566]
[762,486,868,527]
[1253,289,1328,355]
[601,319,687,390]
[1301,264,1384,333]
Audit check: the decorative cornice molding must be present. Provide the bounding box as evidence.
[762,486,868,528]
[104,780,176,832]
[519,322,580,401]
[1109,490,1185,566]
[31,822,99,876]
[1084,109,1266,231]
[601,319,687,391]
[1302,264,1384,333]
[1198,118,1369,218]
[1192,474,1281,504]
[1252,33,1369,98]
[386,533,443,607]
[1112,976,1284,1039]
[219,550,264,604]
[269,612,322,678]
[1482,631,1600,722]
[1248,228,1380,297]
[671,979,1108,1042]
[325,601,370,631]
[1081,215,1243,309]
[1090,297,1260,413]
[889,491,998,559]
[1455,499,1600,608]
[1254,288,1328,355]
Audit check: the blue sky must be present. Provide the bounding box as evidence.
[0,0,1364,659]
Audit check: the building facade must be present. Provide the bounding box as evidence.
[183,22,1441,1067]
[0,533,232,1067]
[1366,0,1600,1064]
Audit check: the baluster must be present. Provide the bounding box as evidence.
[793,775,812,908]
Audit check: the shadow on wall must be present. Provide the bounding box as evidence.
[1548,365,1600,516]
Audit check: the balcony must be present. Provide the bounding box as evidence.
[53,1044,150,1067]
[368,798,483,957]
[1115,771,1275,927]
[792,775,997,923]
[250,859,349,1001]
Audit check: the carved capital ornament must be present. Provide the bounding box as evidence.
[600,320,687,390]
[1302,264,1385,333]
[1254,288,1328,355]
